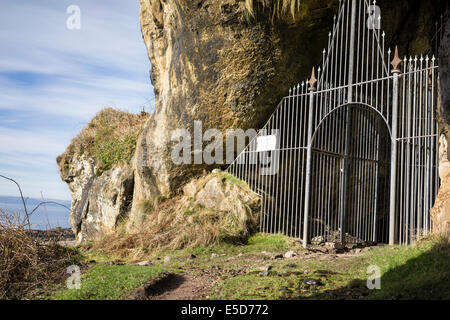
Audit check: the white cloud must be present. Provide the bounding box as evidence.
[0,0,155,200]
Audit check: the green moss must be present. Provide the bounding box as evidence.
[218,172,248,188]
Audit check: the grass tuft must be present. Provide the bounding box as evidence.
[58,108,149,173]
[242,0,302,22]
[92,173,261,259]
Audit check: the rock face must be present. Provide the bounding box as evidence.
[59,153,134,242]
[431,16,450,237]
[57,109,147,242]
[59,0,448,241]
[94,172,261,252]
[134,0,341,210]
[134,0,447,207]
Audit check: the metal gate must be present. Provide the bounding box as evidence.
[227,0,441,246]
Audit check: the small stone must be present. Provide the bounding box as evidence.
[257,265,273,272]
[136,260,153,266]
[164,256,171,264]
[325,242,344,250]
[212,169,222,174]
[271,253,284,260]
[284,251,297,258]
[303,279,321,286]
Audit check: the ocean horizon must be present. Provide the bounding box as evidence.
[0,195,71,230]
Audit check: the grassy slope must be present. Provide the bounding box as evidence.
[51,265,166,300]
[49,234,450,300]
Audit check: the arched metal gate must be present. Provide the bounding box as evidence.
[228,0,441,246]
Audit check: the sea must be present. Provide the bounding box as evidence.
[0,195,71,230]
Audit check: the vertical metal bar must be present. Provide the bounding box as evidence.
[336,0,357,245]
[347,0,357,102]
[389,69,400,245]
[302,87,316,248]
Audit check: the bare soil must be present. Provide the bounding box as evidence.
[132,271,217,300]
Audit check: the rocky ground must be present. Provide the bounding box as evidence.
[49,234,450,300]
[129,243,378,300]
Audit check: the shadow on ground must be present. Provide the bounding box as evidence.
[309,238,450,300]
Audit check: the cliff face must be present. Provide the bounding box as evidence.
[59,155,134,242]
[135,0,446,199]
[60,0,448,241]
[431,17,450,237]
[58,109,147,241]
[133,0,338,204]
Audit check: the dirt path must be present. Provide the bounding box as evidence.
[132,272,216,300]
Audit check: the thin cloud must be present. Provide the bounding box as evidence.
[0,0,154,200]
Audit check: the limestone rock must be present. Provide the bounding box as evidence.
[58,0,447,242]
[133,0,345,208]
[58,151,134,242]
[284,251,297,258]
[431,17,450,238]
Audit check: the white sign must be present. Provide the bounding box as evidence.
[256,135,277,152]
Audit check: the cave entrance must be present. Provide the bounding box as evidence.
[227,0,442,246]
[308,104,391,245]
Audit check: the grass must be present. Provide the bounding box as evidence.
[218,172,248,188]
[363,237,450,299]
[208,235,450,300]
[243,0,302,21]
[42,234,450,300]
[51,264,166,300]
[92,173,260,258]
[58,108,149,173]
[153,234,297,261]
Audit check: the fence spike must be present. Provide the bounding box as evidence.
[308,67,317,91]
[391,46,402,73]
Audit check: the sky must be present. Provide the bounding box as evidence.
[0,0,154,201]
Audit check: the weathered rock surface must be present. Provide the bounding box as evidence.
[93,172,261,252]
[431,16,450,237]
[134,0,341,208]
[59,152,134,242]
[133,0,447,215]
[59,0,447,241]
